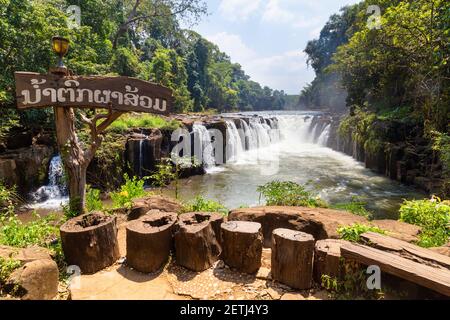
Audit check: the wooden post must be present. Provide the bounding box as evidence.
[271,228,315,290]
[314,239,348,283]
[126,212,178,273]
[221,221,263,274]
[60,212,120,274]
[174,212,221,272]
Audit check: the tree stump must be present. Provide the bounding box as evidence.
[174,212,221,271]
[60,212,120,274]
[314,239,348,283]
[221,221,262,274]
[271,228,315,289]
[126,212,178,273]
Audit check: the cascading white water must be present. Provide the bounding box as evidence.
[249,118,272,148]
[139,139,144,177]
[30,155,68,208]
[225,120,244,162]
[193,123,216,168]
[317,124,331,146]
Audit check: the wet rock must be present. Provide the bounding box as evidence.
[6,131,33,150]
[0,145,53,194]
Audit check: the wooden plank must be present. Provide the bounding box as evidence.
[341,243,450,297]
[14,72,172,114]
[361,232,450,269]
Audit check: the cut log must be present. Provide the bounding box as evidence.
[271,228,315,289]
[221,221,262,274]
[174,212,221,272]
[361,232,450,269]
[126,212,178,273]
[341,243,450,297]
[314,239,349,283]
[60,212,120,274]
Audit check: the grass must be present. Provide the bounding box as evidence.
[108,114,180,133]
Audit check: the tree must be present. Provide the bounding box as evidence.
[112,0,207,49]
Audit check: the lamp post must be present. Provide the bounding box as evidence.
[51,36,70,74]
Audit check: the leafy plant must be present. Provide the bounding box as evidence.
[0,182,18,217]
[150,158,176,188]
[399,196,450,247]
[86,185,103,212]
[331,197,373,219]
[110,174,147,209]
[0,256,21,294]
[337,223,385,242]
[184,196,228,216]
[257,181,327,208]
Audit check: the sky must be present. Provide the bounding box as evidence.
[186,0,361,94]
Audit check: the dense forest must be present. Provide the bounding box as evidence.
[300,0,450,196]
[0,0,292,142]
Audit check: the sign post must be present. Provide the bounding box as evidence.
[14,64,172,215]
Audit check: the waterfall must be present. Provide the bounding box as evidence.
[139,139,144,177]
[317,124,331,146]
[249,118,271,148]
[30,155,68,207]
[193,123,216,168]
[225,120,244,162]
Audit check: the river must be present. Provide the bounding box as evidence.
[164,111,425,219]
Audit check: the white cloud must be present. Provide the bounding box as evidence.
[218,0,262,21]
[262,0,322,30]
[205,32,312,93]
[206,32,256,63]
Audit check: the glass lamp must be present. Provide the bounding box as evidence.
[51,36,70,68]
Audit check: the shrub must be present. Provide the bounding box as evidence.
[337,223,385,242]
[0,182,19,216]
[86,185,103,212]
[257,181,327,208]
[0,257,21,291]
[331,197,373,219]
[399,197,450,248]
[184,196,228,216]
[0,213,66,281]
[110,174,147,209]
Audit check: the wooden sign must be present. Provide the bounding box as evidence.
[14,72,172,114]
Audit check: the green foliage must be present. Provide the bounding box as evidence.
[0,182,18,216]
[331,197,373,219]
[150,159,176,188]
[321,259,383,299]
[431,131,450,178]
[110,174,147,209]
[0,212,60,248]
[184,196,228,216]
[0,256,21,287]
[108,114,180,133]
[86,185,103,212]
[399,197,450,247]
[337,223,385,242]
[257,181,327,208]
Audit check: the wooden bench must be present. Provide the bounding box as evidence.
[341,242,450,297]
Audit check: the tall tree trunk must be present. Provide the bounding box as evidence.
[54,106,87,215]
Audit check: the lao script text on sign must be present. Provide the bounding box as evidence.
[15,72,172,114]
